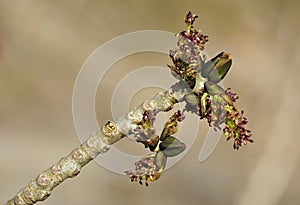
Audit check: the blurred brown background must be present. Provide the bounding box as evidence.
[1,0,300,205]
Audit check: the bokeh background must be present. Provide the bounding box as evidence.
[1,0,300,205]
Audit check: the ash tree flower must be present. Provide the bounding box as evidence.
[125,110,186,186]
[125,154,163,187]
[168,11,253,149]
[125,11,253,186]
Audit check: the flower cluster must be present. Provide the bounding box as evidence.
[125,111,186,186]
[223,89,253,150]
[125,11,253,186]
[170,11,253,150]
[202,88,253,150]
[226,87,239,102]
[168,11,208,88]
[125,154,162,187]
[182,11,209,50]
[184,11,198,25]
[224,109,253,150]
[203,94,227,130]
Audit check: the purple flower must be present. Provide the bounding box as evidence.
[203,89,253,149]
[125,154,162,186]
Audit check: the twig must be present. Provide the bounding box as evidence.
[4,82,190,205]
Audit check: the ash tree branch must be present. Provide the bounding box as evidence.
[5,10,254,204]
[5,81,191,205]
